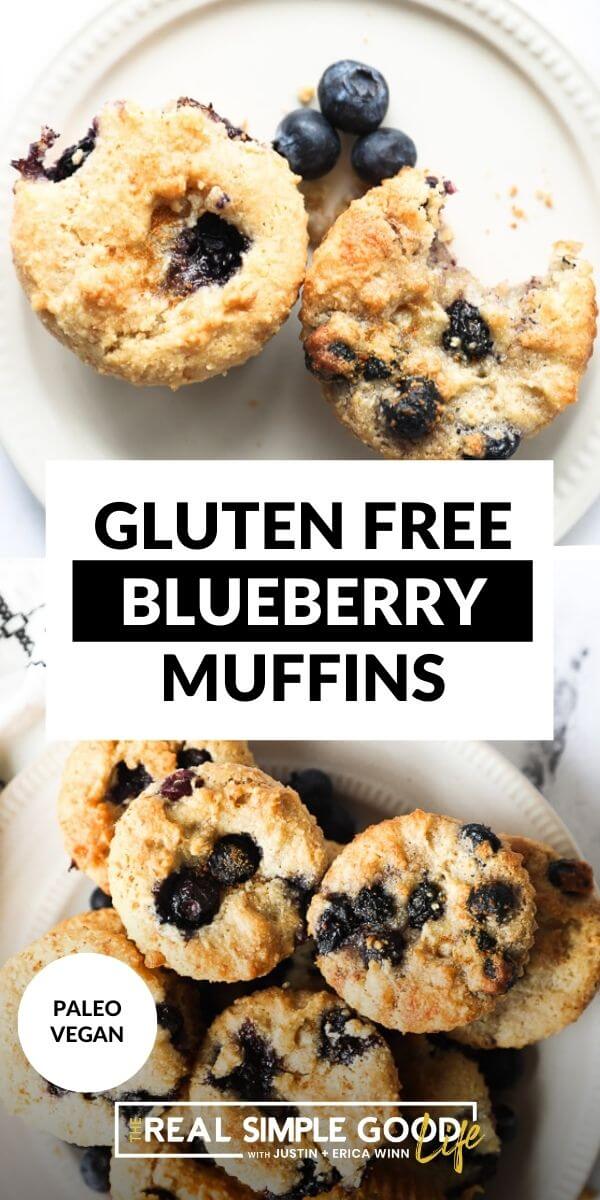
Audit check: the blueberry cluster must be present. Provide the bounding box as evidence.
[320,1006,381,1065]
[154,832,263,934]
[209,1018,282,1100]
[273,60,417,185]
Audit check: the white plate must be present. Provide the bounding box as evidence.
[1,0,600,538]
[0,739,598,1200]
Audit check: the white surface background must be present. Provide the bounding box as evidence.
[0,0,599,554]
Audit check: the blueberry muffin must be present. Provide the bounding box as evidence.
[188,987,400,1197]
[11,100,308,388]
[392,1035,501,1192]
[109,763,329,982]
[0,910,200,1145]
[301,168,597,459]
[452,838,600,1048]
[58,740,254,895]
[307,811,537,1032]
[323,1163,446,1199]
[110,1153,255,1200]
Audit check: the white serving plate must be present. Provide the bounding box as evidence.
[1,0,600,538]
[0,738,598,1199]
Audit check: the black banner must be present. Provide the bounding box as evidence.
[72,559,533,643]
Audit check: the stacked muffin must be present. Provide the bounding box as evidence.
[0,741,599,1200]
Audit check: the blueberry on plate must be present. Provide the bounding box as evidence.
[492,1101,518,1142]
[288,768,356,843]
[273,109,340,180]
[476,1046,525,1091]
[352,127,417,184]
[89,887,113,911]
[318,60,389,133]
[80,1147,111,1193]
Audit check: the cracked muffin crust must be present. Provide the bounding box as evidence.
[0,910,199,1146]
[58,740,254,895]
[188,987,400,1198]
[108,763,329,982]
[110,1153,255,1200]
[11,100,308,388]
[452,838,600,1048]
[301,168,597,459]
[307,810,537,1032]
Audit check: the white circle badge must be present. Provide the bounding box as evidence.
[18,953,158,1093]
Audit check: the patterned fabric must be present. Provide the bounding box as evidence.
[0,560,45,745]
[0,586,44,664]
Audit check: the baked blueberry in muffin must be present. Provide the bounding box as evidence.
[58,740,254,894]
[301,168,597,458]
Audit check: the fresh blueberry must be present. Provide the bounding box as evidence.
[443,298,492,361]
[80,1147,111,1193]
[548,858,593,895]
[177,746,213,768]
[289,768,355,843]
[207,834,262,885]
[380,376,441,441]
[460,823,501,853]
[107,761,152,805]
[154,867,220,932]
[90,887,113,911]
[273,109,341,179]
[156,1002,184,1047]
[287,766,331,811]
[477,1047,525,1091]
[352,127,417,183]
[468,882,517,925]
[492,1101,518,1142]
[165,213,250,295]
[318,60,389,133]
[407,879,446,928]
